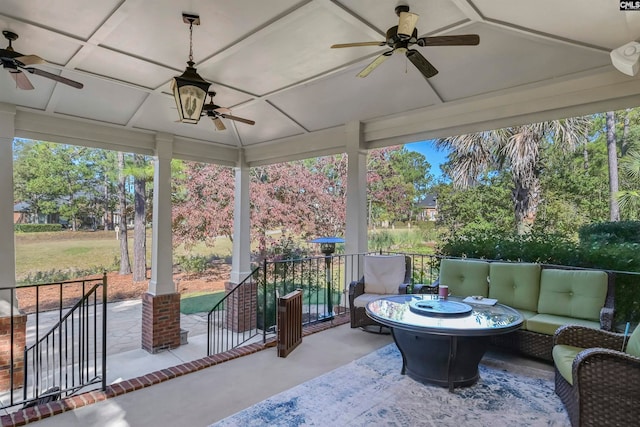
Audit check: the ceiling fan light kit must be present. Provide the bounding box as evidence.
[331,4,480,80]
[172,13,211,124]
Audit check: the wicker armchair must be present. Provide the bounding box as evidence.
[553,324,640,427]
[348,255,411,332]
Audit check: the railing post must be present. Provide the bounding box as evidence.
[263,259,267,344]
[101,272,107,391]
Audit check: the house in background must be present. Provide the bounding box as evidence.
[13,201,61,225]
[417,195,438,221]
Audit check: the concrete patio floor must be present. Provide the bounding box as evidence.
[10,300,552,427]
[27,318,395,426]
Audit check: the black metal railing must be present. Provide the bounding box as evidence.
[206,253,369,356]
[0,274,107,409]
[205,251,640,356]
[206,267,261,356]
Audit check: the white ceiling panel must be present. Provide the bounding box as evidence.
[77,47,176,89]
[196,3,384,96]
[100,0,305,70]
[235,102,304,145]
[270,59,441,131]
[428,24,611,102]
[0,73,55,110]
[53,77,147,125]
[0,0,121,40]
[474,0,639,50]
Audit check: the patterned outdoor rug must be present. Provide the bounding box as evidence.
[211,344,570,426]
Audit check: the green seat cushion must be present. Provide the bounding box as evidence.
[526,314,600,335]
[538,269,607,321]
[439,259,489,297]
[625,324,640,357]
[489,262,541,312]
[553,344,584,385]
[512,309,537,330]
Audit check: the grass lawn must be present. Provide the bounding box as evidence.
[180,291,226,314]
[15,230,233,281]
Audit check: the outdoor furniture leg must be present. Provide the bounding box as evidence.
[448,336,457,392]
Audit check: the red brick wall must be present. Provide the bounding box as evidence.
[141,292,181,353]
[225,281,257,333]
[0,314,27,391]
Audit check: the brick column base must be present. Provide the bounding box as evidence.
[0,313,27,391]
[141,292,181,353]
[225,281,257,333]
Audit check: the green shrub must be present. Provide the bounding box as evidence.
[438,231,640,323]
[579,221,640,245]
[176,255,210,274]
[15,223,63,233]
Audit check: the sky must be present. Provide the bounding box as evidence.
[405,140,449,180]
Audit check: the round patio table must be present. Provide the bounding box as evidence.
[366,294,523,392]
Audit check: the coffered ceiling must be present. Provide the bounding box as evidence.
[1,1,639,166]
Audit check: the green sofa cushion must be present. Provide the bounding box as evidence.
[526,314,600,335]
[552,344,583,385]
[489,262,541,312]
[439,259,489,297]
[512,309,537,329]
[537,269,607,321]
[625,324,640,357]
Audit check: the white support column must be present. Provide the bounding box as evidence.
[148,133,175,296]
[0,104,16,303]
[143,133,180,353]
[345,121,368,256]
[230,150,251,284]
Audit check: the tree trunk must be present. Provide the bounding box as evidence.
[133,154,147,282]
[621,108,631,157]
[512,179,539,235]
[118,151,132,274]
[582,141,589,170]
[606,111,621,222]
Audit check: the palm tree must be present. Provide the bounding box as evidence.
[435,118,590,234]
[606,111,621,221]
[618,149,640,216]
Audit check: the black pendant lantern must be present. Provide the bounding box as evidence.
[172,14,210,124]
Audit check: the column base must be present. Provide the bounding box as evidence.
[225,281,258,333]
[141,292,181,353]
[0,313,27,391]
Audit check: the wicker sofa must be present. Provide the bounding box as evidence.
[348,254,411,331]
[434,258,615,361]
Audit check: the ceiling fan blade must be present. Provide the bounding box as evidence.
[16,54,45,66]
[398,12,419,40]
[24,67,84,89]
[220,113,255,126]
[214,107,232,114]
[406,49,438,79]
[212,117,226,131]
[417,34,480,47]
[9,70,34,90]
[331,41,386,48]
[356,51,393,78]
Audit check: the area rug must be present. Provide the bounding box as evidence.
[211,344,569,426]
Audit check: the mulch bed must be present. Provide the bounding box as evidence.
[16,263,231,314]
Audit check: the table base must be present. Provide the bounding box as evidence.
[392,329,489,392]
